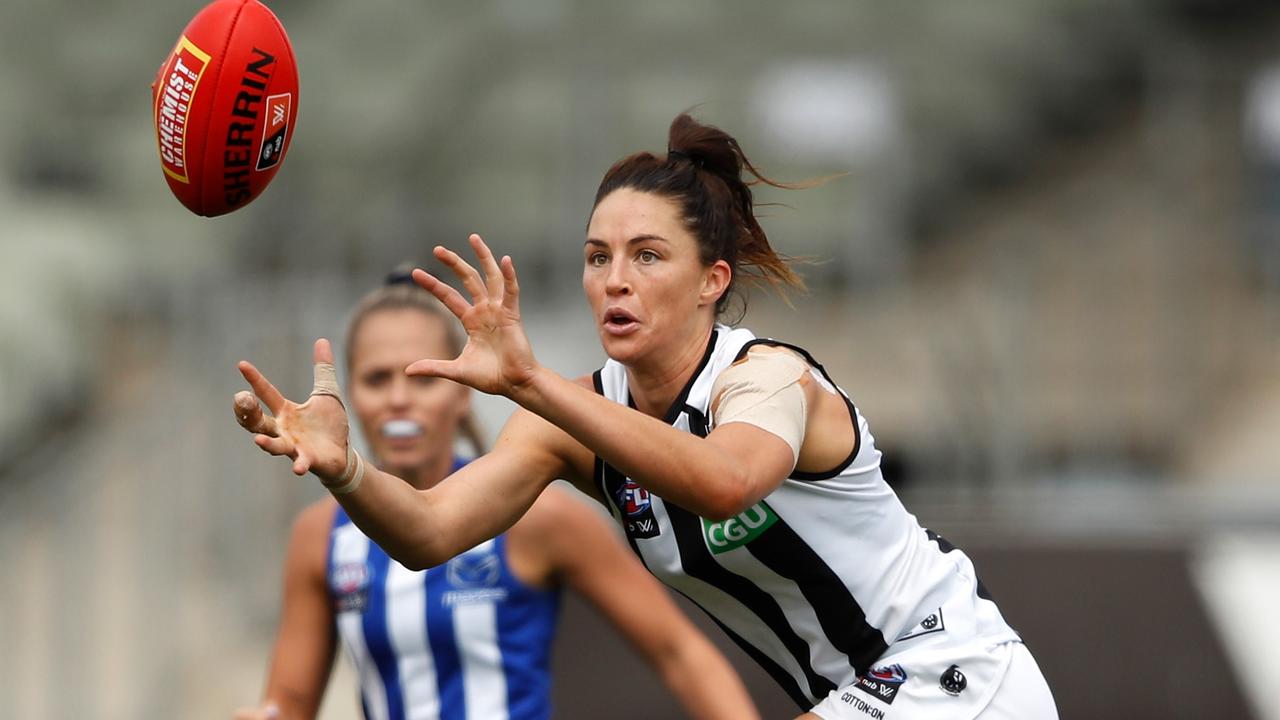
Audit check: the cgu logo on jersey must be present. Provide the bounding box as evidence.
[701,502,778,554]
[615,477,661,539]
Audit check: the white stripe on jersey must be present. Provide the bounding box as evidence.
[454,596,508,720]
[640,496,817,692]
[385,561,440,720]
[331,524,390,720]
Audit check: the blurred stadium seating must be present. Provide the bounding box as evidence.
[1,0,1278,717]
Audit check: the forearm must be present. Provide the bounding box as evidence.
[656,636,761,720]
[331,449,551,570]
[513,368,754,519]
[330,464,447,569]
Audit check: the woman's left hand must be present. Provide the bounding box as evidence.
[407,234,541,399]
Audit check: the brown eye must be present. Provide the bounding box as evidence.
[637,249,659,263]
[361,370,391,387]
[587,252,608,267]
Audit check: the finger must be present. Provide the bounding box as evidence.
[412,268,472,320]
[265,703,280,720]
[233,390,280,437]
[405,358,462,382]
[311,338,344,405]
[434,244,488,304]
[469,233,504,298]
[238,361,287,414]
[292,448,312,476]
[254,433,296,458]
[500,255,520,314]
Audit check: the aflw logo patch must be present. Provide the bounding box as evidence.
[615,476,661,539]
[701,502,778,554]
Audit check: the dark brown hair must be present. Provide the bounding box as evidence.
[592,112,805,316]
[345,268,486,454]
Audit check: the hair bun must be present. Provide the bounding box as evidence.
[384,262,417,287]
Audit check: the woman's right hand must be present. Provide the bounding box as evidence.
[234,339,351,482]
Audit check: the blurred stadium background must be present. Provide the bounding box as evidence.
[2,0,1279,717]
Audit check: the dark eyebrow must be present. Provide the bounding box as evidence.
[584,234,671,248]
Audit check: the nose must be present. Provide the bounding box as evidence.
[388,375,411,409]
[605,258,632,296]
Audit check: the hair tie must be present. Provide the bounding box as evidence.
[667,149,702,168]
[384,267,416,287]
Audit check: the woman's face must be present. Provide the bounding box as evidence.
[584,188,730,367]
[348,308,470,476]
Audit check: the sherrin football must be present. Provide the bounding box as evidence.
[152,0,298,217]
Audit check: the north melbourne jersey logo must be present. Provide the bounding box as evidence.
[443,544,509,607]
[854,663,907,705]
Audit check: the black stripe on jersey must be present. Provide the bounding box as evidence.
[665,502,837,703]
[926,529,995,602]
[644,328,719,425]
[745,520,889,677]
[731,339,861,481]
[676,587,814,711]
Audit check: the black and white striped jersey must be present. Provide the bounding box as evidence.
[592,325,1019,710]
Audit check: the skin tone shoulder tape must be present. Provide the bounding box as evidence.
[710,347,810,467]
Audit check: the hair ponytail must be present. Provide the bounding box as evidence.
[593,112,806,317]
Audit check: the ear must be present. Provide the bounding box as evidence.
[698,259,732,308]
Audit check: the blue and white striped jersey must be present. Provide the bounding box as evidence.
[328,461,561,720]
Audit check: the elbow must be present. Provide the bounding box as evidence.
[388,538,449,572]
[698,468,755,521]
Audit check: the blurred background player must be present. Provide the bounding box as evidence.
[232,271,758,720]
[232,114,1058,719]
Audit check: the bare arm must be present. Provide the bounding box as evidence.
[520,489,760,720]
[232,339,589,570]
[406,235,822,520]
[234,502,337,720]
[336,408,584,570]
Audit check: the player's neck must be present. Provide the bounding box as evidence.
[625,324,715,419]
[387,451,454,491]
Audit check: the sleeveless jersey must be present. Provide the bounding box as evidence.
[328,460,562,720]
[592,326,1019,710]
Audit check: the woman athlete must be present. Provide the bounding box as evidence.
[233,113,1059,719]
[232,273,758,720]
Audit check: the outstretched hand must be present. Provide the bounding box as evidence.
[234,339,351,482]
[407,233,541,399]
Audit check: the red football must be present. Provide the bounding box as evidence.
[152,0,299,217]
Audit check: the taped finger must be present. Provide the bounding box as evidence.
[311,361,344,406]
[233,391,280,436]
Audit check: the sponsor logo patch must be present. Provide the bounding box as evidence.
[701,501,778,554]
[855,663,907,705]
[838,691,887,719]
[255,92,290,170]
[330,561,370,613]
[615,477,661,539]
[153,36,210,183]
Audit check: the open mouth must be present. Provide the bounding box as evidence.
[604,307,639,334]
[381,419,423,440]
